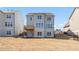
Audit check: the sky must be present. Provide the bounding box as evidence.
[0,7,74,30]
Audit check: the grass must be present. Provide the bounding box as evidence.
[0,37,79,51]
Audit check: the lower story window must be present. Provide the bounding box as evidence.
[7,31,11,35]
[47,32,51,36]
[37,32,42,36]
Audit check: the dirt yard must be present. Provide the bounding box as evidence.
[0,37,79,51]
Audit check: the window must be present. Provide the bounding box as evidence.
[30,17,32,20]
[47,17,51,21]
[6,31,11,35]
[10,22,12,27]
[48,24,52,28]
[5,22,12,27]
[47,32,51,36]
[37,32,42,36]
[5,22,7,26]
[7,15,11,18]
[36,23,43,28]
[46,24,52,28]
[37,16,42,19]
[36,23,39,28]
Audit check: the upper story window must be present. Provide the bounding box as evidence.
[36,23,43,28]
[30,17,32,21]
[7,15,11,19]
[46,24,52,28]
[37,16,42,19]
[5,22,7,27]
[5,22,12,27]
[47,17,51,21]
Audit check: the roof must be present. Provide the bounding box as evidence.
[3,11,16,14]
[0,10,17,14]
[69,8,76,20]
[26,13,55,16]
[64,8,77,28]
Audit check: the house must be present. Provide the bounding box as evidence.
[0,10,23,36]
[26,13,54,38]
[64,8,79,36]
[55,29,62,34]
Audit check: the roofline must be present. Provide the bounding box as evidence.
[3,11,16,13]
[64,8,76,28]
[0,10,17,14]
[69,8,76,20]
[26,13,55,16]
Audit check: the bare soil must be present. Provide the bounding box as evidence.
[0,37,79,51]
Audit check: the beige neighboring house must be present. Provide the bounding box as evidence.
[0,10,23,36]
[26,13,54,37]
[64,8,79,36]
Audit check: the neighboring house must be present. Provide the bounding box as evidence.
[26,13,54,37]
[55,29,62,34]
[64,8,79,36]
[0,10,23,36]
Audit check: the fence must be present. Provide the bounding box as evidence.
[54,32,79,40]
[72,32,79,41]
[54,32,71,39]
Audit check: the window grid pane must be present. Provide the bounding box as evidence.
[7,15,11,18]
[47,32,51,36]
[37,32,42,36]
[7,31,11,35]
[37,16,42,19]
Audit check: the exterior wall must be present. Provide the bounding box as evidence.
[15,12,24,36]
[64,8,79,36]
[3,13,15,36]
[26,15,34,37]
[34,14,45,37]
[44,15,54,37]
[27,15,34,26]
[27,13,54,37]
[64,27,70,32]
[69,8,79,35]
[0,12,5,36]
[26,31,34,37]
